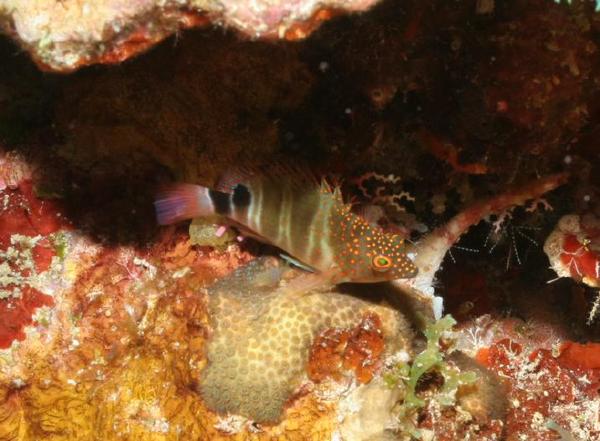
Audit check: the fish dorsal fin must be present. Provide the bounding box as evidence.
[214,164,255,193]
[215,159,322,193]
[330,184,345,204]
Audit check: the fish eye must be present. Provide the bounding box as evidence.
[372,255,392,272]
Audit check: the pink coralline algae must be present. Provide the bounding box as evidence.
[473,332,600,441]
[0,177,67,348]
[0,286,53,348]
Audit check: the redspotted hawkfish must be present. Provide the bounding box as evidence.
[154,164,417,289]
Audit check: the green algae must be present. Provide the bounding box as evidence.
[34,184,64,200]
[386,315,477,439]
[546,420,577,441]
[50,232,68,260]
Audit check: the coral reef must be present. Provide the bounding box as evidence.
[2,0,600,439]
[462,317,600,441]
[0,169,500,440]
[0,147,534,440]
[0,175,338,440]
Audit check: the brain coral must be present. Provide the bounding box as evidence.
[200,257,414,423]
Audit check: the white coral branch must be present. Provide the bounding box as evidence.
[394,173,569,320]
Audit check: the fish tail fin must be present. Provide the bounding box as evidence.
[154,183,215,225]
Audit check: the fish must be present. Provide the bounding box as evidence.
[154,163,417,288]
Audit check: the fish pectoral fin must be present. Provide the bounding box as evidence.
[279,254,317,273]
[276,268,342,299]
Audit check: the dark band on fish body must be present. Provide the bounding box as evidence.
[209,189,232,215]
[232,184,251,207]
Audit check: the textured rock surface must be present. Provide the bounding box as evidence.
[0,0,379,71]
